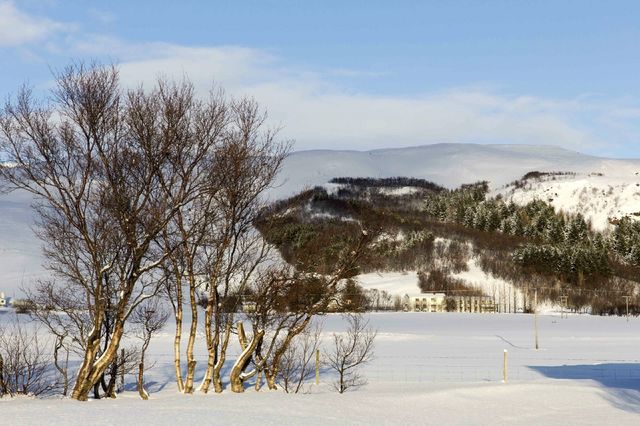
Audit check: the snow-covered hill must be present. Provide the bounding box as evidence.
[270,143,640,199]
[494,172,640,231]
[3,143,640,294]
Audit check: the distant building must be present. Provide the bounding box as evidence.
[403,292,496,313]
[451,295,495,313]
[404,293,446,312]
[0,291,6,307]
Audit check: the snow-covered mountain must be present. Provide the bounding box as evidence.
[3,143,640,294]
[270,143,640,198]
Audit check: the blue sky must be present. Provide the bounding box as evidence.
[2,0,640,157]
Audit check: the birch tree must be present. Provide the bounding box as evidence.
[229,232,371,392]
[0,63,219,401]
[197,101,288,394]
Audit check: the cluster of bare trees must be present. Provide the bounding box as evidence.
[0,319,56,397]
[0,63,373,401]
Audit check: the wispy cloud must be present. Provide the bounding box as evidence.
[0,1,70,47]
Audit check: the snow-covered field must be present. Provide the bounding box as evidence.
[2,311,639,425]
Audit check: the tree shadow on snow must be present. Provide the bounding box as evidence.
[528,363,640,413]
[134,359,238,394]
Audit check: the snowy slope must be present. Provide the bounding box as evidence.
[357,271,421,296]
[0,189,47,297]
[4,143,640,295]
[495,172,640,231]
[269,143,640,199]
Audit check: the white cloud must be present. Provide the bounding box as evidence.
[33,35,640,155]
[96,43,614,152]
[0,1,68,47]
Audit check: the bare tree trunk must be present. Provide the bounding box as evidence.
[255,369,263,391]
[266,315,313,390]
[53,335,69,396]
[229,322,264,393]
[71,321,103,401]
[119,349,125,393]
[0,352,6,397]
[198,300,219,393]
[72,311,128,401]
[183,275,198,394]
[265,368,278,390]
[137,361,149,400]
[173,307,184,392]
[213,323,232,393]
[172,268,185,393]
[198,284,218,393]
[105,357,118,398]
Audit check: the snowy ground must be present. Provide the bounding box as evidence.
[1,311,640,424]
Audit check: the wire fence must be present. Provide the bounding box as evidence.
[362,355,640,384]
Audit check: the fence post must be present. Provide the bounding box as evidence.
[623,295,630,322]
[503,349,508,383]
[315,349,320,385]
[534,288,539,350]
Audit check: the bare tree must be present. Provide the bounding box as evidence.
[131,298,170,400]
[156,87,229,394]
[197,100,289,394]
[325,313,376,393]
[236,231,371,393]
[0,63,215,400]
[0,318,56,397]
[277,321,323,393]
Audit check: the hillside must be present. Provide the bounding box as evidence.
[258,177,640,315]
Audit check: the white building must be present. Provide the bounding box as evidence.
[405,292,446,312]
[451,295,495,313]
[0,292,6,308]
